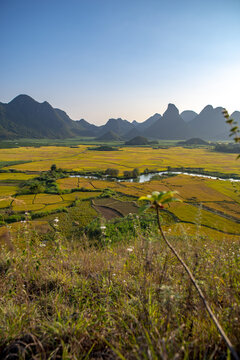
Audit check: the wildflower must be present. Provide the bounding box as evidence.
[100,225,106,230]
[40,243,46,247]
[127,247,134,252]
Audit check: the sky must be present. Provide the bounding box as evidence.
[1,0,240,124]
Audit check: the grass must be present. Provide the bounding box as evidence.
[0,216,239,359]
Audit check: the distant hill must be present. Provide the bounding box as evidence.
[125,136,149,145]
[144,104,190,139]
[188,105,227,140]
[177,138,208,145]
[0,95,238,140]
[123,127,142,140]
[96,130,122,141]
[134,113,162,130]
[98,118,134,137]
[231,111,240,122]
[75,119,99,136]
[181,110,198,122]
[0,95,92,139]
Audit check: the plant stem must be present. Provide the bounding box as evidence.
[156,206,239,360]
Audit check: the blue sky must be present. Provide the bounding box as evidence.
[1,0,240,124]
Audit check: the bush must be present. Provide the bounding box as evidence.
[105,168,119,177]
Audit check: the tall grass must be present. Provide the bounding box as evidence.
[0,215,239,359]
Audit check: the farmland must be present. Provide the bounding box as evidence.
[0,145,239,174]
[0,144,240,359]
[0,144,239,240]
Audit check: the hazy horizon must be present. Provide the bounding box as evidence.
[1,0,240,125]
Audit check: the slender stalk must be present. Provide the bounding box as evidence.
[156,206,239,360]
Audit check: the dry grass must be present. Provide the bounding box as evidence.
[0,220,239,359]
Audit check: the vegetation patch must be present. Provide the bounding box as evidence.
[62,191,102,201]
[93,198,139,217]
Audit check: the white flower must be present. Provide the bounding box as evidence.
[127,247,134,252]
[54,218,59,223]
[100,226,106,230]
[40,243,46,247]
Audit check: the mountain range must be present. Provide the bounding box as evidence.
[0,94,235,140]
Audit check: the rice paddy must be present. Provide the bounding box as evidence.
[0,146,239,174]
[0,145,239,240]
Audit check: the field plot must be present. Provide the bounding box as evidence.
[62,191,101,201]
[162,223,240,241]
[71,175,240,235]
[201,201,240,220]
[0,199,12,209]
[12,203,45,212]
[34,194,63,204]
[1,146,239,174]
[0,185,18,197]
[57,177,95,190]
[0,173,35,181]
[169,202,240,234]
[93,198,139,217]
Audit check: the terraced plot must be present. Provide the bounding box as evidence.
[169,202,240,234]
[0,185,18,197]
[93,198,139,217]
[0,173,35,181]
[62,191,101,201]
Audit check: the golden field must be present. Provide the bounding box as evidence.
[0,145,239,174]
[0,145,239,240]
[57,174,240,236]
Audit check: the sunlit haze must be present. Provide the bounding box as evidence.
[1,0,240,124]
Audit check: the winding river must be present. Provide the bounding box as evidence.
[71,171,240,183]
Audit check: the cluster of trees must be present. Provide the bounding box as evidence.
[105,168,119,177]
[123,168,140,179]
[105,167,140,179]
[18,164,65,194]
[214,143,240,154]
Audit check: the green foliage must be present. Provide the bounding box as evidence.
[214,143,240,154]
[105,168,119,177]
[223,109,240,144]
[132,168,140,178]
[223,109,240,160]
[17,165,66,195]
[88,145,119,151]
[139,190,181,212]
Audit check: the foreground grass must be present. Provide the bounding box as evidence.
[0,219,239,359]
